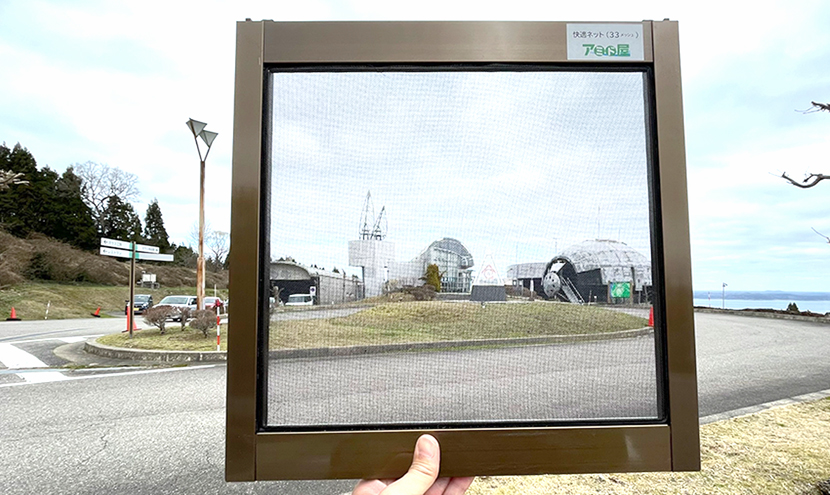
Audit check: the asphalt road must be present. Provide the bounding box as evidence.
[0,312,828,494]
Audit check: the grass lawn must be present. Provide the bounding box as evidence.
[0,282,228,320]
[94,300,646,352]
[469,397,830,495]
[268,300,647,349]
[97,322,227,351]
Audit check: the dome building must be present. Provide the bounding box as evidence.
[541,239,652,304]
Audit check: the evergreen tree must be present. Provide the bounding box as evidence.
[423,264,442,292]
[172,243,198,268]
[143,199,170,249]
[49,167,98,249]
[0,143,97,249]
[100,195,142,242]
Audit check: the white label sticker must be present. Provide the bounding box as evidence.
[566,24,644,61]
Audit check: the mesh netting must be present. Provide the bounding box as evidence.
[265,68,658,428]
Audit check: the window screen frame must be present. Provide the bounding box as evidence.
[226,20,698,481]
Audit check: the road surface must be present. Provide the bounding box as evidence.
[0,312,828,494]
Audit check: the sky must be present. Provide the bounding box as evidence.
[1,0,829,292]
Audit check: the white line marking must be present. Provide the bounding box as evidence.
[0,343,49,368]
[2,335,104,345]
[0,364,219,388]
[20,371,68,383]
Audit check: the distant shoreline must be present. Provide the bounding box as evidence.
[693,290,830,301]
[694,306,830,322]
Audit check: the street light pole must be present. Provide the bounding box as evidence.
[186,118,218,311]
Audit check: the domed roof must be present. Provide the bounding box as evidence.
[427,237,472,258]
[554,239,651,285]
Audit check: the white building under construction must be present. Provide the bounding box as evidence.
[347,192,474,296]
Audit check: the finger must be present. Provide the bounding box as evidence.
[423,477,450,495]
[443,477,475,495]
[352,479,388,495]
[382,434,441,495]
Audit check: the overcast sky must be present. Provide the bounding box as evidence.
[2,0,829,292]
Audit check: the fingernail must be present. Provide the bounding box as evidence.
[416,435,437,459]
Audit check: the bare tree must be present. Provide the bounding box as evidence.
[206,230,229,264]
[74,161,140,230]
[0,170,27,191]
[781,102,830,188]
[188,309,216,337]
[190,221,229,267]
[143,306,174,335]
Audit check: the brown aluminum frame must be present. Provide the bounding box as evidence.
[227,20,698,481]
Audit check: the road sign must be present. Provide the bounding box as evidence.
[100,237,160,254]
[99,247,173,262]
[100,237,131,250]
[100,246,132,259]
[136,252,174,262]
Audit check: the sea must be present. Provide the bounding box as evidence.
[693,291,830,314]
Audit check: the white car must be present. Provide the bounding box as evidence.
[156,295,197,321]
[285,294,314,306]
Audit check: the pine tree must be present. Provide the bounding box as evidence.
[143,199,170,249]
[423,264,442,292]
[100,195,142,242]
[0,143,97,249]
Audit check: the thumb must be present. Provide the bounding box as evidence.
[383,435,440,495]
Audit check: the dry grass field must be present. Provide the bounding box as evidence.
[269,301,647,349]
[469,398,830,495]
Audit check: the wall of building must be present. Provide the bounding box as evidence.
[348,239,395,298]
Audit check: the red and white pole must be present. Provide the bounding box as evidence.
[216,306,221,351]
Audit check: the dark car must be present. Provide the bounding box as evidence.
[125,294,153,315]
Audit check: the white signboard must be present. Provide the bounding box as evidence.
[135,244,160,254]
[100,238,160,254]
[136,252,174,262]
[100,246,173,262]
[100,237,131,250]
[100,246,132,259]
[566,24,644,61]
[472,252,504,287]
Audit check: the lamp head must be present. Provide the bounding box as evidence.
[199,129,218,148]
[186,119,207,137]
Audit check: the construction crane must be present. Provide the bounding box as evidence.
[358,191,387,240]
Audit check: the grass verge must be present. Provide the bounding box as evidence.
[97,323,227,352]
[469,398,830,495]
[268,301,647,349]
[0,282,228,320]
[94,300,646,352]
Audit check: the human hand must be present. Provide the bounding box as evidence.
[352,434,474,495]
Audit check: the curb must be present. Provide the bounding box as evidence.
[84,341,226,363]
[84,327,653,363]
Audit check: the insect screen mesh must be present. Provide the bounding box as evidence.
[264,68,660,428]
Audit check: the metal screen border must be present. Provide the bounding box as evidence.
[226,20,698,481]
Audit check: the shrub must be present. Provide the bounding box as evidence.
[408,284,436,301]
[787,302,800,314]
[143,306,174,335]
[188,309,216,337]
[178,307,192,331]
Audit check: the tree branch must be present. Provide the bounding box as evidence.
[781,172,830,188]
[0,170,28,190]
[812,227,830,244]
